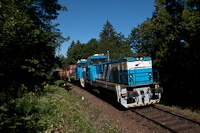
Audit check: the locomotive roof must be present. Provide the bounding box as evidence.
[118,57,151,62]
[89,55,107,59]
[77,59,87,64]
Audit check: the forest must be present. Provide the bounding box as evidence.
[0,0,200,132]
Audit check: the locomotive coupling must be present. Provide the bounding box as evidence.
[155,85,163,93]
[150,84,163,93]
[155,87,163,93]
[128,90,139,98]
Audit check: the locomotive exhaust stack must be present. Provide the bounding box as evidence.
[107,51,110,61]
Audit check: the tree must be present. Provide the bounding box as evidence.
[99,20,116,55]
[99,20,132,59]
[0,0,66,95]
[84,38,100,56]
[66,21,133,62]
[66,41,77,64]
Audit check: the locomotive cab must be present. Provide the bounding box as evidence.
[114,57,163,108]
[85,54,107,81]
[76,59,87,87]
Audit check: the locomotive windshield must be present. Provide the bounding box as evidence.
[90,59,106,65]
[77,63,86,67]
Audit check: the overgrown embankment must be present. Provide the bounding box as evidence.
[0,80,121,133]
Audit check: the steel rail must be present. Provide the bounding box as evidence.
[151,105,200,125]
[132,109,178,133]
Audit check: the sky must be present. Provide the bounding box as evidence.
[54,0,155,56]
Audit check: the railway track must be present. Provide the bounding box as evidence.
[131,105,200,133]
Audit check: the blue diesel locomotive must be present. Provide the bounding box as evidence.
[70,59,87,87]
[70,53,163,108]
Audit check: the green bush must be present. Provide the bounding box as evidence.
[0,92,54,133]
[0,84,96,133]
[54,80,66,87]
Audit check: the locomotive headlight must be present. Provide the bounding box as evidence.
[129,74,133,82]
[148,73,152,76]
[148,73,152,80]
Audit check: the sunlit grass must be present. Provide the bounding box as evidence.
[45,80,121,133]
[163,104,200,118]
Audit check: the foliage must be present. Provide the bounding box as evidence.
[0,84,98,133]
[99,20,133,59]
[0,92,53,132]
[66,41,79,64]
[0,0,67,95]
[128,0,200,105]
[128,19,155,57]
[84,38,101,57]
[54,79,65,86]
[66,20,133,65]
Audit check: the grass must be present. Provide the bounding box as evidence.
[0,79,121,133]
[181,107,200,117]
[44,84,97,132]
[165,105,200,118]
[44,80,121,133]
